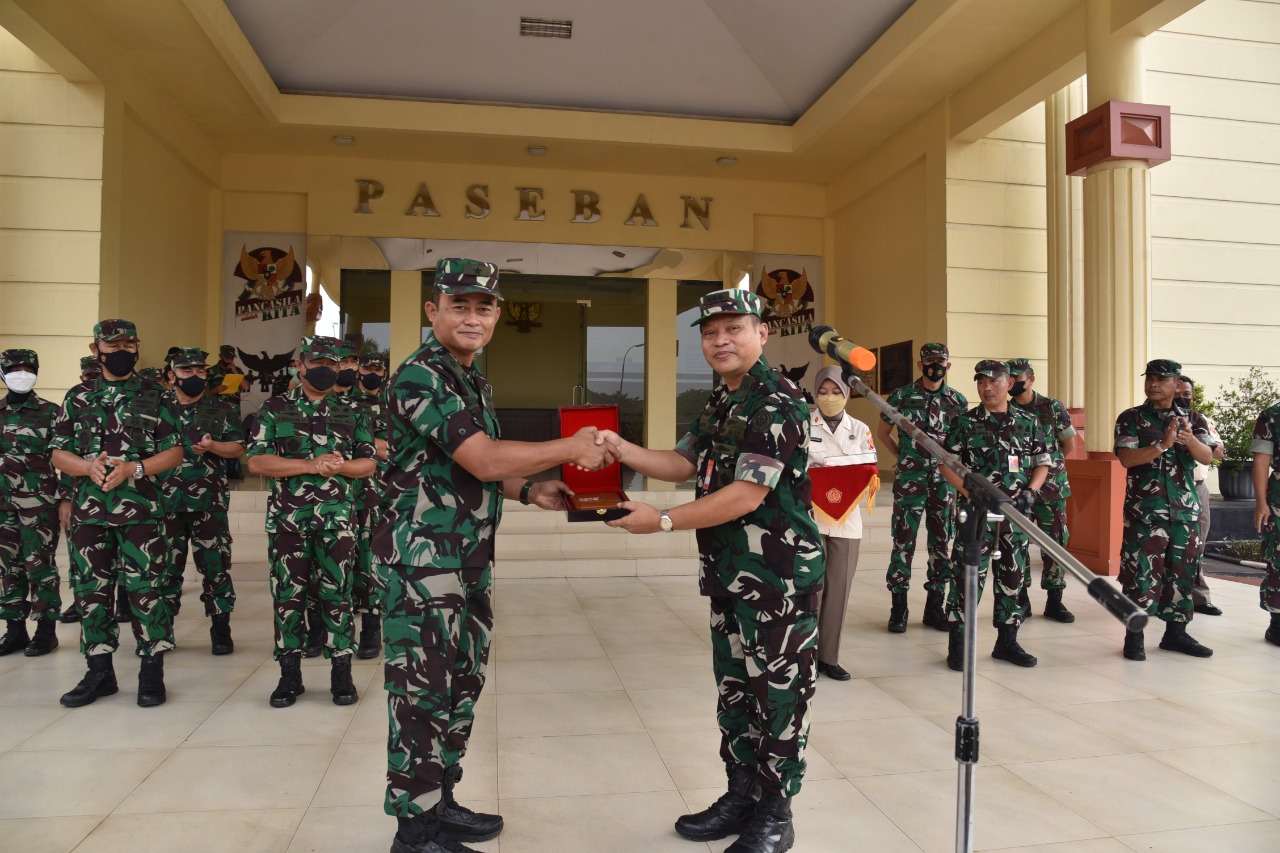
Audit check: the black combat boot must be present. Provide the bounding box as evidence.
[209,612,234,655]
[1044,589,1076,623]
[946,623,964,672]
[675,764,760,841]
[1017,587,1032,620]
[24,619,58,656]
[1158,621,1213,657]
[61,654,118,707]
[59,603,81,623]
[0,619,30,656]
[114,584,130,623]
[304,606,324,657]
[391,812,480,853]
[269,655,305,708]
[887,591,909,633]
[330,653,358,705]
[991,623,1038,667]
[437,764,504,841]
[726,790,795,853]
[922,589,947,631]
[137,652,166,707]
[356,613,381,660]
[1266,614,1280,647]
[1123,629,1146,661]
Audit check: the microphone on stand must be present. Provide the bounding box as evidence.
[809,325,877,372]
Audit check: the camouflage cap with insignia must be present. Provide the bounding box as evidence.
[974,359,1011,379]
[690,289,764,326]
[434,257,503,301]
[360,354,387,369]
[920,342,949,360]
[169,347,209,369]
[299,335,342,361]
[93,319,139,341]
[0,349,39,372]
[1142,358,1182,377]
[1007,357,1034,375]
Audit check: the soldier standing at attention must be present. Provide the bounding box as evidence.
[1114,359,1216,661]
[157,348,244,655]
[246,335,377,708]
[940,360,1050,671]
[877,343,968,633]
[599,289,821,853]
[1250,401,1280,645]
[347,353,389,659]
[50,319,184,708]
[1007,358,1078,622]
[375,258,608,853]
[58,356,103,625]
[1176,375,1224,616]
[0,349,65,656]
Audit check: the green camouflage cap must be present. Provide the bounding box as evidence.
[920,342,949,360]
[336,339,360,360]
[360,354,387,369]
[434,257,503,301]
[169,347,209,369]
[138,367,166,383]
[93,319,139,341]
[299,335,342,361]
[0,349,39,372]
[1007,357,1034,376]
[219,345,236,358]
[974,359,1011,379]
[1143,358,1182,377]
[79,356,100,373]
[690,288,764,326]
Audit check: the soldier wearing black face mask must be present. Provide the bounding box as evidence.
[346,353,389,658]
[157,348,246,654]
[1177,374,1225,616]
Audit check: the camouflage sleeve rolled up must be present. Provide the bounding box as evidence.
[733,398,804,491]
[1051,398,1077,442]
[1252,405,1280,457]
[1025,414,1053,471]
[244,400,277,460]
[1114,408,1143,451]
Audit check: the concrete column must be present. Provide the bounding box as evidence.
[1045,79,1086,408]
[644,278,678,490]
[389,269,422,369]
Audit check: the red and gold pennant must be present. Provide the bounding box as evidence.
[808,463,879,526]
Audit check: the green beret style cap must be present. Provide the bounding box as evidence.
[0,349,39,372]
[690,289,764,326]
[974,359,1011,379]
[93,319,138,341]
[434,258,503,300]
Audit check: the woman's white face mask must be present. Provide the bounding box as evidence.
[3,371,36,393]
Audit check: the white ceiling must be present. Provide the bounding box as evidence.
[222,0,915,122]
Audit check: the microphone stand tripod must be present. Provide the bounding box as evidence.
[830,363,1147,853]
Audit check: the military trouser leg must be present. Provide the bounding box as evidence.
[1259,513,1280,614]
[269,529,355,660]
[381,563,493,817]
[0,507,58,620]
[165,511,234,617]
[886,472,955,594]
[1119,517,1197,624]
[352,503,382,615]
[71,521,173,657]
[1030,500,1069,590]
[945,519,1028,627]
[710,595,817,798]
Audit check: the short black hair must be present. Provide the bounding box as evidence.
[1177,374,1194,386]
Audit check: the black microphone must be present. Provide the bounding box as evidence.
[809,325,877,371]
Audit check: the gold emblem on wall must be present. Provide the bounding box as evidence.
[506,301,543,333]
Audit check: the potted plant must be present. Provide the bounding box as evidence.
[1210,367,1280,501]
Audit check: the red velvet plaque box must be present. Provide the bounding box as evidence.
[559,404,629,522]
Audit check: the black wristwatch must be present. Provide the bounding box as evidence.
[519,481,534,505]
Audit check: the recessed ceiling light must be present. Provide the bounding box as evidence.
[716,156,737,166]
[527,145,548,156]
[520,17,572,39]
[333,135,355,146]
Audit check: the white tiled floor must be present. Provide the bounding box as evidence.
[1,555,1279,853]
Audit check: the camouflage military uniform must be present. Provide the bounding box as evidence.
[373,328,503,817]
[944,403,1051,626]
[0,351,63,627]
[1251,405,1280,615]
[672,355,824,798]
[50,371,182,657]
[157,391,241,618]
[883,378,968,594]
[1009,383,1076,590]
[1115,401,1214,623]
[247,385,375,660]
[347,379,387,615]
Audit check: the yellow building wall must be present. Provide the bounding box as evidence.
[0,26,103,400]
[1147,0,1280,398]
